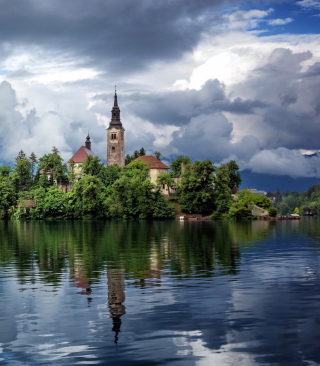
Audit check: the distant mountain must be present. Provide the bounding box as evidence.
[240,170,320,193]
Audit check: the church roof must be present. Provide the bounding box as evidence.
[69,146,95,163]
[136,155,169,169]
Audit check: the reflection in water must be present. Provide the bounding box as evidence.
[1,219,319,365]
[107,267,126,344]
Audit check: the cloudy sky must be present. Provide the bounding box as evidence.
[0,0,320,179]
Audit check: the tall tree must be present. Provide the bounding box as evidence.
[38,147,68,185]
[81,155,106,179]
[13,151,32,190]
[224,160,241,189]
[29,152,38,183]
[0,176,17,218]
[211,165,232,219]
[177,160,216,214]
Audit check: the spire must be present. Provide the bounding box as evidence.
[114,86,119,108]
[85,133,91,150]
[109,87,122,129]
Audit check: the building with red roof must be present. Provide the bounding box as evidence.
[69,134,95,178]
[135,155,172,195]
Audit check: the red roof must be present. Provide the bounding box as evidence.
[136,155,169,169]
[69,146,95,163]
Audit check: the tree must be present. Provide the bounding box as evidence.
[0,176,17,218]
[170,156,192,176]
[0,165,12,177]
[139,147,146,156]
[154,151,161,160]
[107,160,174,219]
[211,165,232,219]
[157,172,175,196]
[224,160,241,189]
[29,152,38,183]
[81,155,106,179]
[226,190,273,220]
[16,150,26,161]
[68,159,76,183]
[125,148,148,165]
[177,160,216,214]
[28,185,70,220]
[70,175,107,219]
[13,151,32,190]
[105,164,122,187]
[38,147,68,185]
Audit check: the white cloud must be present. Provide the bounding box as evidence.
[297,0,320,10]
[268,18,294,25]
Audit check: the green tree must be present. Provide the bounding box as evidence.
[107,160,174,219]
[154,151,161,160]
[226,190,273,220]
[0,176,17,218]
[29,152,38,183]
[68,159,77,183]
[211,165,232,219]
[0,165,12,177]
[13,151,32,190]
[81,155,106,179]
[139,147,146,156]
[38,146,68,185]
[69,175,107,219]
[170,155,192,176]
[157,172,175,196]
[177,160,216,214]
[105,164,122,187]
[224,160,241,189]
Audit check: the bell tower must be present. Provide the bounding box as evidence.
[107,89,125,166]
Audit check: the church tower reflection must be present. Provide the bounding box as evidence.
[107,267,126,344]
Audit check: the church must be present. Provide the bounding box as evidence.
[69,90,170,186]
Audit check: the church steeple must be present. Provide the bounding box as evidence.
[110,88,122,128]
[107,88,125,166]
[85,133,91,150]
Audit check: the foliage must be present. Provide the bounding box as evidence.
[29,152,38,183]
[69,175,107,219]
[0,165,12,177]
[125,147,146,165]
[105,164,122,187]
[170,155,192,176]
[107,161,174,219]
[13,153,32,190]
[81,155,106,179]
[177,160,216,214]
[224,160,241,189]
[154,151,161,160]
[156,172,175,196]
[211,165,232,220]
[224,190,273,220]
[0,176,17,218]
[38,146,68,185]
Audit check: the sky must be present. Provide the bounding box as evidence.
[0,0,320,182]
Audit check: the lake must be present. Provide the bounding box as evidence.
[0,219,319,365]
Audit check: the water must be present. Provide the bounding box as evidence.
[0,219,319,365]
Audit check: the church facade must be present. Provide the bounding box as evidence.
[107,91,125,166]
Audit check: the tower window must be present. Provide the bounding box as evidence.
[111,133,117,140]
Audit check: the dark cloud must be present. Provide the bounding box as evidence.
[0,0,235,75]
[122,80,267,126]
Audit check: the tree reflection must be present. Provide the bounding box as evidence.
[0,220,276,288]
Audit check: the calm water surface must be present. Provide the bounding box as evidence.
[0,219,319,365]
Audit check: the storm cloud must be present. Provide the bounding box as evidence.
[0,0,319,180]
